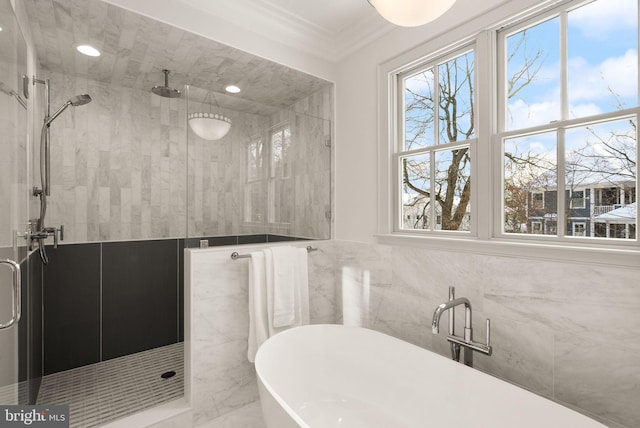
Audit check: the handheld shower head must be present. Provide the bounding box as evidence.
[69,94,92,106]
[45,93,92,126]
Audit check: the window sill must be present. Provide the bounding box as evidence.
[374,233,640,268]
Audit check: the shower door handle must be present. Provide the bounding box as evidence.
[0,259,21,329]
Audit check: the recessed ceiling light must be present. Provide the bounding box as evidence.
[225,85,241,94]
[76,44,101,57]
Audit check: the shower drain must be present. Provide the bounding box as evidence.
[161,370,176,379]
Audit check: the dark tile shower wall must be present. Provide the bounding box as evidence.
[43,244,101,375]
[16,250,43,405]
[42,241,178,375]
[27,252,42,404]
[102,240,178,360]
[42,234,303,375]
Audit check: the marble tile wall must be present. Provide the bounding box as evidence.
[188,85,333,240]
[185,237,637,427]
[185,241,335,426]
[44,72,332,243]
[187,93,268,238]
[46,71,186,242]
[0,17,28,249]
[331,240,640,428]
[263,85,332,239]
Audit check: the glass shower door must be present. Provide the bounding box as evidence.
[0,0,29,405]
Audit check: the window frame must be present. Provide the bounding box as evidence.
[495,1,639,248]
[267,122,292,225]
[393,45,478,236]
[243,135,266,224]
[376,0,640,267]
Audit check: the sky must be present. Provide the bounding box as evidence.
[505,0,638,191]
[401,0,638,230]
[507,0,638,129]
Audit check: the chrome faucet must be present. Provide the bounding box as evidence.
[431,287,492,367]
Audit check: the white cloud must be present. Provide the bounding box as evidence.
[568,49,638,106]
[508,99,560,129]
[569,0,637,40]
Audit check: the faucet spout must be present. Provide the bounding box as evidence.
[431,297,471,334]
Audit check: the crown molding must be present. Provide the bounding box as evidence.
[180,0,394,62]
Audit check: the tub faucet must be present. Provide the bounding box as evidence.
[431,287,492,367]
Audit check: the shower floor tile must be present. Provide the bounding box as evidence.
[37,342,184,428]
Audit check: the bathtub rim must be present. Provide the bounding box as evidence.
[254,323,606,428]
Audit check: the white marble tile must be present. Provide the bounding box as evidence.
[197,401,265,428]
[555,333,640,428]
[472,314,555,398]
[328,240,640,427]
[187,243,338,426]
[147,411,193,428]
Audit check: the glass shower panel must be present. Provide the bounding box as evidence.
[0,0,29,405]
[185,84,332,244]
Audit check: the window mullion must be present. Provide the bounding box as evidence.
[557,128,566,237]
[429,148,436,231]
[557,10,568,237]
[560,10,568,121]
[434,65,440,147]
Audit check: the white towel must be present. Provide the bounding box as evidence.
[247,245,310,362]
[270,246,298,327]
[247,251,269,363]
[295,247,310,325]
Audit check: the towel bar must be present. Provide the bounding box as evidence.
[231,245,317,260]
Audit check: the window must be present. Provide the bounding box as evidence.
[573,222,586,236]
[531,192,544,209]
[244,137,266,223]
[244,124,293,225]
[379,0,639,261]
[398,49,475,233]
[499,0,638,242]
[570,190,585,209]
[268,124,292,224]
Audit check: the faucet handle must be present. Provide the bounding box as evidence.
[486,319,491,347]
[53,225,64,248]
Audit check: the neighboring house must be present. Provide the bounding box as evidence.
[593,202,637,239]
[527,180,636,239]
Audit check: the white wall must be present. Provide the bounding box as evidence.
[333,0,551,242]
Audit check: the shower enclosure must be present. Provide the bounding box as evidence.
[0,0,37,406]
[5,0,333,425]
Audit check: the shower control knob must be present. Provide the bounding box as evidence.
[55,225,64,246]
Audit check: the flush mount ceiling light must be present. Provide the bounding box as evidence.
[367,0,456,27]
[188,91,231,141]
[76,44,101,57]
[225,85,241,94]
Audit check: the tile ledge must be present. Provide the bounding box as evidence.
[374,234,640,269]
[100,398,191,428]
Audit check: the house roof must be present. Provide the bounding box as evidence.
[593,202,637,224]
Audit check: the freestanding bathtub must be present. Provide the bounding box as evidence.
[255,324,605,428]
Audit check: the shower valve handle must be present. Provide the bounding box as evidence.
[54,225,64,247]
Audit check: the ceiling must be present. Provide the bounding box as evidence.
[173,0,394,61]
[22,0,334,114]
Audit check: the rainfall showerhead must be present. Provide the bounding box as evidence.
[45,93,92,126]
[152,69,181,98]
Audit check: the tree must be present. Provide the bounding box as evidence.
[403,31,544,231]
[403,52,474,231]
